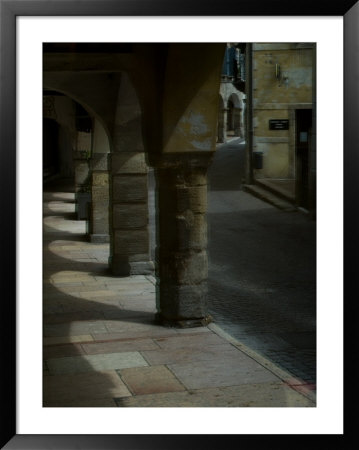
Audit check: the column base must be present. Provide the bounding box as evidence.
[89,234,110,243]
[155,312,213,328]
[109,256,155,276]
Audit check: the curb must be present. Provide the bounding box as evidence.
[243,184,297,212]
[208,322,316,404]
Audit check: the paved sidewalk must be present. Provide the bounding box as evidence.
[43,184,316,407]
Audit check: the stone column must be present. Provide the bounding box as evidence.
[217,108,227,143]
[109,152,154,276]
[73,131,91,192]
[153,155,213,328]
[220,109,228,143]
[89,153,110,243]
[234,108,241,136]
[73,132,92,221]
[73,157,90,193]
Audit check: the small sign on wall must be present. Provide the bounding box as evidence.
[269,119,289,130]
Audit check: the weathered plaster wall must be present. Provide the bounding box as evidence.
[252,43,314,179]
[162,45,224,154]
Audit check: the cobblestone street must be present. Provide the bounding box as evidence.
[207,138,316,385]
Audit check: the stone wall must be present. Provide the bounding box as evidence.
[252,43,314,179]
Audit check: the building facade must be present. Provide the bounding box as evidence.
[249,43,316,211]
[217,43,246,143]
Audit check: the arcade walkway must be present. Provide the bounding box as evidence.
[43,179,315,407]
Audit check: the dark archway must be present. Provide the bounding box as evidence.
[43,118,60,180]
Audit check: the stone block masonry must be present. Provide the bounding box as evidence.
[153,156,212,327]
[90,170,110,243]
[109,152,153,276]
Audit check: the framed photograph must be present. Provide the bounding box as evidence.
[1,0,356,448]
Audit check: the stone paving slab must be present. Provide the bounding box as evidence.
[91,327,179,341]
[55,284,109,292]
[102,310,157,320]
[44,335,94,346]
[107,295,154,304]
[44,320,109,337]
[75,295,124,305]
[93,276,150,284]
[109,280,155,288]
[116,300,157,313]
[114,382,314,407]
[75,297,123,306]
[59,301,121,313]
[43,303,65,314]
[43,370,131,407]
[287,382,316,398]
[49,281,85,288]
[44,224,86,234]
[44,311,105,324]
[114,288,156,296]
[43,343,85,360]
[118,365,186,396]
[45,398,118,407]
[167,352,280,390]
[47,351,148,375]
[50,274,95,284]
[104,319,175,335]
[154,333,228,350]
[45,251,87,260]
[48,244,96,251]
[82,338,159,355]
[76,290,121,299]
[106,292,155,301]
[141,343,239,365]
[53,251,93,259]
[174,327,211,334]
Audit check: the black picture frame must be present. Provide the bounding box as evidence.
[1,0,356,448]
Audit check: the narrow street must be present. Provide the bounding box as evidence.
[207,138,316,385]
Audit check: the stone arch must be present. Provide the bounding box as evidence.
[43,90,92,186]
[42,85,112,152]
[228,92,242,108]
[108,71,153,276]
[42,87,113,242]
[227,92,242,136]
[43,42,226,327]
[44,71,153,270]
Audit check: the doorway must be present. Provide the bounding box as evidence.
[295,109,312,209]
[43,118,60,180]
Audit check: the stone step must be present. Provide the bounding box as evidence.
[254,178,295,203]
[243,184,297,212]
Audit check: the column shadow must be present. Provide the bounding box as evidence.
[43,180,159,407]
